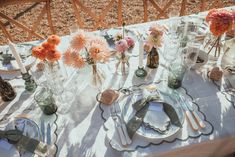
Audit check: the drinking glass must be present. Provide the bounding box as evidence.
[34,87,57,115]
[168,61,187,89]
[162,35,180,68]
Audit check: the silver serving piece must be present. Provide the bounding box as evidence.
[46,124,51,145]
[175,92,205,130]
[40,119,45,143]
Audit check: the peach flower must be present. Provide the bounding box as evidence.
[89,43,110,62]
[144,42,153,53]
[147,34,162,47]
[63,49,73,65]
[149,24,164,36]
[71,52,85,68]
[70,30,87,50]
[89,37,109,49]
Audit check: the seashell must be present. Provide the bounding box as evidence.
[208,67,223,81]
[99,89,119,105]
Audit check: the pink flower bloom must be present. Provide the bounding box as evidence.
[70,30,87,50]
[125,36,135,48]
[115,39,128,53]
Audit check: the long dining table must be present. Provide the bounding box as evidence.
[0,6,235,157]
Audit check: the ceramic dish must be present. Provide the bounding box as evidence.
[192,49,208,69]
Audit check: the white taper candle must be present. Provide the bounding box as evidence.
[183,21,189,37]
[139,39,144,68]
[8,41,27,74]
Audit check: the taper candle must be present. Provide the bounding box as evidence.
[8,41,27,74]
[138,39,144,68]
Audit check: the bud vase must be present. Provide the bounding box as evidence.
[115,52,130,75]
[146,47,159,69]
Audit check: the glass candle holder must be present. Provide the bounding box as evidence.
[34,88,57,115]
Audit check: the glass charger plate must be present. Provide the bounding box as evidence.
[0,117,41,157]
[0,44,36,74]
[100,81,214,152]
[125,90,185,139]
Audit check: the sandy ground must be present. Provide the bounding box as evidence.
[0,0,234,45]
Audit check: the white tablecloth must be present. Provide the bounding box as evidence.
[1,7,235,157]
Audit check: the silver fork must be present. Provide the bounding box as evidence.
[110,104,127,146]
[114,103,132,144]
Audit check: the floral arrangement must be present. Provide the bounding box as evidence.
[113,23,135,75]
[205,9,234,57]
[63,30,110,86]
[206,9,234,36]
[144,24,164,53]
[114,33,135,51]
[32,35,61,62]
[63,30,110,68]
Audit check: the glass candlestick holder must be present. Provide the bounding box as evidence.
[21,72,37,92]
[135,67,147,78]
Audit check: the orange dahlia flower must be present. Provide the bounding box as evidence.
[46,50,61,62]
[206,9,233,36]
[42,42,55,51]
[32,46,47,60]
[47,35,61,45]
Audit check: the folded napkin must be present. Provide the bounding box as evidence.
[126,95,182,139]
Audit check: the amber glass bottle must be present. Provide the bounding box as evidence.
[0,76,16,101]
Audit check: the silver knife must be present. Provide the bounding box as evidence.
[40,119,45,143]
[180,95,206,129]
[174,92,199,131]
[46,124,51,145]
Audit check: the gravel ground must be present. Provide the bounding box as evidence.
[0,0,234,45]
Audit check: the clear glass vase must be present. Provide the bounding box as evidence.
[115,52,130,75]
[44,61,73,114]
[44,61,64,95]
